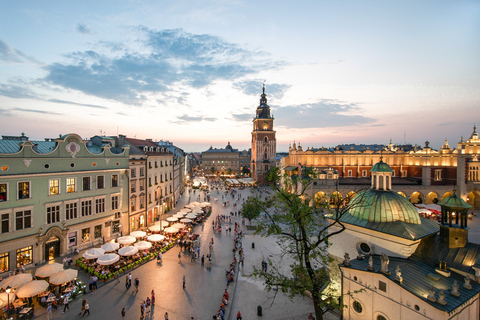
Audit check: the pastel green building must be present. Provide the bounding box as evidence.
[0,133,129,274]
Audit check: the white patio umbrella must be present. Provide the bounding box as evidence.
[35,262,63,277]
[174,212,187,217]
[0,292,16,308]
[49,269,78,286]
[134,241,152,250]
[117,236,136,245]
[417,208,431,215]
[147,234,166,242]
[192,207,203,214]
[171,223,186,229]
[164,227,179,234]
[185,204,197,209]
[149,221,169,231]
[200,202,211,207]
[130,231,147,238]
[0,273,32,289]
[185,213,198,219]
[190,201,201,206]
[96,254,120,265]
[101,242,120,252]
[16,280,49,298]
[180,208,192,213]
[118,246,138,256]
[166,217,178,222]
[83,248,106,259]
[180,218,193,223]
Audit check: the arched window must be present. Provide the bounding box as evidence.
[264,152,268,160]
[264,136,268,143]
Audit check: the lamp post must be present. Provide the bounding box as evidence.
[6,285,11,318]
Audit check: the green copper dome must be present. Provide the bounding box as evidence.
[370,159,394,173]
[438,193,472,210]
[348,189,421,224]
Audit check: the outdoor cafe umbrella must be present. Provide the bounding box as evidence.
[16,280,49,298]
[190,201,201,206]
[185,204,197,209]
[96,254,120,265]
[130,231,147,238]
[118,246,138,256]
[171,223,186,229]
[0,292,16,308]
[149,221,168,232]
[192,207,203,214]
[166,217,178,222]
[35,262,63,277]
[101,242,120,252]
[180,218,193,223]
[180,208,192,213]
[164,227,179,234]
[201,202,211,206]
[82,248,106,259]
[0,273,32,289]
[49,269,78,286]
[117,236,136,245]
[174,212,187,217]
[147,234,165,242]
[185,213,198,219]
[416,208,432,215]
[134,241,152,251]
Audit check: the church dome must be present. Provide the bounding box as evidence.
[349,189,421,224]
[370,159,393,173]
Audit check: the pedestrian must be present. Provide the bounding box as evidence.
[115,271,120,285]
[128,273,132,288]
[261,259,265,272]
[236,310,242,320]
[46,304,53,320]
[151,289,155,305]
[134,278,139,292]
[183,275,186,289]
[125,276,129,290]
[201,255,205,266]
[62,295,69,313]
[121,307,126,319]
[79,298,86,315]
[92,275,98,294]
[178,252,182,262]
[308,312,315,320]
[140,302,145,319]
[264,260,268,272]
[82,300,90,316]
[164,311,169,320]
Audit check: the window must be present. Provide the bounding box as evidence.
[347,170,352,177]
[0,252,8,273]
[83,177,91,191]
[435,169,442,181]
[0,183,7,201]
[148,193,152,203]
[140,197,144,209]
[82,228,91,242]
[155,176,158,184]
[379,281,387,292]
[360,243,371,253]
[149,177,152,186]
[16,246,32,267]
[49,179,59,195]
[97,175,104,189]
[131,168,136,178]
[111,174,119,187]
[66,178,76,193]
[15,210,32,230]
[95,198,105,214]
[155,161,158,168]
[81,200,92,217]
[65,202,78,220]
[18,182,30,199]
[377,315,387,320]
[352,301,363,314]
[170,173,172,180]
[112,195,119,210]
[131,197,136,211]
[1,213,9,233]
[140,168,144,177]
[139,180,145,191]
[362,170,367,177]
[170,185,172,194]
[94,225,102,239]
[402,170,407,177]
[130,181,136,193]
[112,220,120,233]
[46,205,60,224]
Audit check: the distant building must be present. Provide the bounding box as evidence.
[202,142,240,176]
[157,140,187,205]
[0,133,129,273]
[251,85,276,183]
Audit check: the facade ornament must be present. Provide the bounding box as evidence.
[38,227,44,236]
[427,287,436,302]
[343,252,351,266]
[380,253,390,275]
[105,158,110,165]
[367,256,374,271]
[451,280,460,297]
[23,159,31,167]
[438,290,447,305]
[395,265,403,284]
[65,141,81,158]
[463,276,472,290]
[62,221,67,230]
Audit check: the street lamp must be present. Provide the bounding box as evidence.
[6,285,11,317]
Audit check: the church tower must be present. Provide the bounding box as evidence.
[251,84,276,183]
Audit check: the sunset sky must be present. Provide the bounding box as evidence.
[0,1,479,152]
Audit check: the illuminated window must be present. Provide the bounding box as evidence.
[0,183,7,201]
[0,252,9,272]
[16,246,32,267]
[94,225,102,239]
[82,228,90,242]
[66,178,76,193]
[435,170,442,181]
[139,180,145,191]
[111,174,119,187]
[18,182,30,199]
[49,179,59,195]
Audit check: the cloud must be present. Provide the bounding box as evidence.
[232,113,252,121]
[274,100,375,129]
[76,23,92,34]
[176,114,216,122]
[233,80,290,99]
[47,99,107,109]
[0,108,12,116]
[12,108,62,115]
[42,27,284,105]
[0,39,22,63]
[0,84,39,99]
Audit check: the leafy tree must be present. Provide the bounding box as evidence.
[210,167,216,175]
[242,166,251,175]
[248,166,365,320]
[227,168,232,175]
